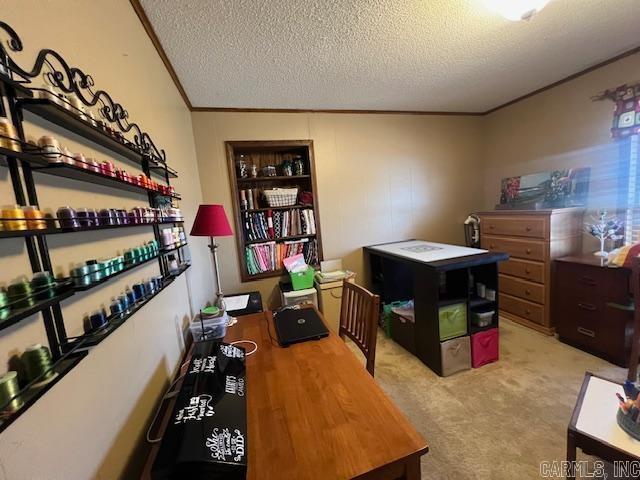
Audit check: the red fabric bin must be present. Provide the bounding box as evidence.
[471,328,499,368]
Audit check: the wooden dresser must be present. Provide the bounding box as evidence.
[553,255,633,367]
[478,209,584,335]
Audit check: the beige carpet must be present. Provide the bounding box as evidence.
[351,319,626,480]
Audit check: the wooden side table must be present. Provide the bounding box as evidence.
[567,372,640,479]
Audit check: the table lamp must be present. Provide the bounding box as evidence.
[190,204,233,310]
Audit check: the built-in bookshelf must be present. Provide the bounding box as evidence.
[226,140,323,281]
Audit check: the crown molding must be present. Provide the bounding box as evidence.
[129,0,192,110]
[191,107,483,115]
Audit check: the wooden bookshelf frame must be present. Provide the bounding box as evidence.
[226,140,323,282]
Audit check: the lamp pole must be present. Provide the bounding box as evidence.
[209,236,225,311]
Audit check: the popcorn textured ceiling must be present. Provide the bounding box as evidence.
[139,0,640,112]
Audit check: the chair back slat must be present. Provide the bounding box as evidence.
[339,281,380,376]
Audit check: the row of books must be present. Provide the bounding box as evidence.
[242,209,316,242]
[245,239,318,275]
[239,189,261,210]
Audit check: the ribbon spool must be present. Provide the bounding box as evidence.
[21,344,57,386]
[87,310,108,331]
[23,206,47,230]
[31,271,56,301]
[2,206,27,231]
[0,117,21,153]
[7,279,34,309]
[0,371,23,412]
[0,288,9,320]
[57,207,79,229]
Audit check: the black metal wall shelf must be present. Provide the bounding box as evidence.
[0,20,191,436]
[0,145,49,169]
[31,163,181,199]
[0,284,74,334]
[168,263,191,279]
[149,162,178,179]
[63,266,189,351]
[0,73,32,97]
[19,98,146,164]
[160,242,188,254]
[0,219,184,239]
[0,348,87,435]
[237,175,310,183]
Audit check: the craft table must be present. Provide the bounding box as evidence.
[364,240,508,376]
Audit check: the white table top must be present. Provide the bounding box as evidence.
[366,240,487,264]
[576,376,640,456]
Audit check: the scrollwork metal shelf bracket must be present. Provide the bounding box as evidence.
[0,20,167,164]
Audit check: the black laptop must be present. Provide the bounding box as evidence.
[273,307,329,347]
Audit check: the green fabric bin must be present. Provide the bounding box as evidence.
[290,267,315,290]
[439,302,467,341]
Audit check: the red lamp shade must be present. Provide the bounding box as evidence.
[190,204,233,237]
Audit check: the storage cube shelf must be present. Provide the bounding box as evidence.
[226,140,323,282]
[368,251,503,376]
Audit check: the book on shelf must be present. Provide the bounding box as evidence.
[245,238,318,275]
[239,188,262,210]
[242,208,316,242]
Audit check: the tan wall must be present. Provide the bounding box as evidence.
[0,1,211,479]
[192,112,484,304]
[483,53,639,212]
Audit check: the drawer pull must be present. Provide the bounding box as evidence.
[524,289,531,296]
[578,302,597,311]
[525,308,531,315]
[490,244,496,249]
[525,268,531,274]
[579,276,596,286]
[489,225,495,229]
[525,226,532,232]
[525,248,532,254]
[577,327,595,338]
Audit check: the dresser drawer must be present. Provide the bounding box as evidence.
[481,215,547,239]
[499,274,545,304]
[482,235,546,262]
[498,258,545,284]
[499,293,545,325]
[554,260,631,305]
[555,298,632,365]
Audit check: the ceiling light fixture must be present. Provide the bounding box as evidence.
[484,0,550,21]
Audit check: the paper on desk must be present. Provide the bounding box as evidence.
[225,294,249,311]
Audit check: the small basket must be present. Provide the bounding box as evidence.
[263,188,298,207]
[617,408,640,440]
[290,266,315,291]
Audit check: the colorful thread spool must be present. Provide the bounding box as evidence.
[118,294,130,313]
[88,310,108,331]
[85,261,103,283]
[23,206,47,230]
[126,287,138,305]
[21,344,56,385]
[57,207,79,229]
[37,136,62,163]
[0,288,10,320]
[109,299,124,317]
[99,209,117,226]
[2,205,27,231]
[31,271,56,301]
[7,279,34,309]
[132,283,146,300]
[0,371,23,412]
[70,265,91,287]
[0,117,21,153]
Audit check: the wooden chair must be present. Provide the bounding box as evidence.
[339,280,380,376]
[627,256,640,381]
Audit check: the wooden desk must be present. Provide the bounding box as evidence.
[142,310,428,479]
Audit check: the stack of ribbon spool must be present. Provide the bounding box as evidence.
[0,343,58,415]
[1,272,64,319]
